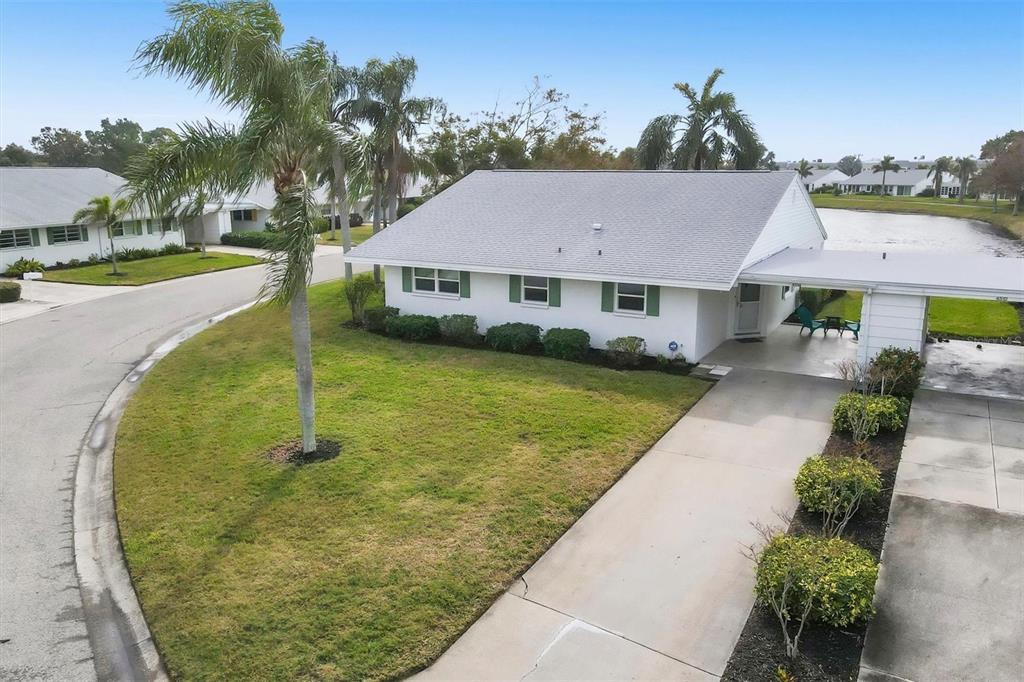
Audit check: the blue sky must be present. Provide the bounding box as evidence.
[1,0,1021,161]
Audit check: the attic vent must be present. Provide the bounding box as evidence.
[591,222,602,232]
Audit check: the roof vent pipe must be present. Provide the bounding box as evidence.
[882,252,887,260]
[592,223,602,231]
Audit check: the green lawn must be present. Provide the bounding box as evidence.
[114,281,708,680]
[318,224,373,246]
[811,194,1024,238]
[819,291,1020,337]
[43,252,262,286]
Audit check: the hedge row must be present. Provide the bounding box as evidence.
[356,307,686,371]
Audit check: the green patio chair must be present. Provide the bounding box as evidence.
[842,319,861,340]
[795,304,826,336]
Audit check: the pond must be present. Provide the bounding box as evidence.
[818,208,1024,257]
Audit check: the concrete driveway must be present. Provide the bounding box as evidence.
[0,252,353,680]
[415,369,844,680]
[861,390,1024,682]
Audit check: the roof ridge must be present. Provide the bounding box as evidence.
[487,169,789,174]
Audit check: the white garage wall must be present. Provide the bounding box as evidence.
[857,292,928,363]
[383,266,707,361]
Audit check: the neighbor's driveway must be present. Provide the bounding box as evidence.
[861,390,1024,682]
[0,252,352,680]
[415,368,845,680]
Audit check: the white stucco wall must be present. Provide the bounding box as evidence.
[694,289,732,359]
[383,266,709,361]
[2,223,185,270]
[856,291,928,363]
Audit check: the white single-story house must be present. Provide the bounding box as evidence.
[346,170,827,362]
[840,169,961,197]
[802,168,849,192]
[182,180,334,244]
[0,167,185,271]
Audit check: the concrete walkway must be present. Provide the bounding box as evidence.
[415,369,845,680]
[0,251,354,680]
[0,279,134,324]
[861,390,1024,682]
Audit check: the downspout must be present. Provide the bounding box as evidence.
[858,287,874,365]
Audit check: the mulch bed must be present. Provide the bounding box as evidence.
[266,438,341,465]
[721,410,910,682]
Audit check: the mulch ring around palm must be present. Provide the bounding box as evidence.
[266,438,341,465]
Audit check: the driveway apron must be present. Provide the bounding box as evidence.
[415,368,844,680]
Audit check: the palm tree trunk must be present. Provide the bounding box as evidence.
[881,170,887,196]
[107,224,120,275]
[1014,191,1021,217]
[330,195,338,242]
[934,173,941,198]
[372,177,382,283]
[958,173,966,204]
[332,150,353,281]
[289,284,317,454]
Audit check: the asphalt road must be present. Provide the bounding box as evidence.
[0,252,347,680]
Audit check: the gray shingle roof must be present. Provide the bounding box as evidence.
[347,170,804,286]
[0,167,133,229]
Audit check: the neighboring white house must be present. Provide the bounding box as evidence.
[839,169,961,197]
[0,167,185,271]
[801,168,849,192]
[345,170,827,362]
[181,180,334,244]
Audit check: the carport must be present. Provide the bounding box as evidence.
[739,249,1024,364]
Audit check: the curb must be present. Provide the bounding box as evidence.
[73,300,256,681]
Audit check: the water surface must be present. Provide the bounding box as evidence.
[818,208,1023,257]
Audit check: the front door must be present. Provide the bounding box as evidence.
[736,284,761,335]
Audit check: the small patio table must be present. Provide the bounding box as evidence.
[824,316,843,335]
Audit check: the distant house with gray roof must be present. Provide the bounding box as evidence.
[0,167,184,271]
[839,168,961,197]
[346,169,827,361]
[801,168,849,192]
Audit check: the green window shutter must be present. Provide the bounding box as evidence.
[509,275,521,303]
[147,219,155,234]
[601,282,614,312]
[80,225,88,241]
[30,228,40,246]
[646,285,660,317]
[46,227,55,245]
[548,277,561,307]
[459,271,471,298]
[402,266,412,292]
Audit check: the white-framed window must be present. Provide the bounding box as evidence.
[522,275,549,303]
[615,282,646,312]
[413,267,460,295]
[0,228,33,249]
[49,224,86,244]
[113,220,142,237]
[231,209,256,221]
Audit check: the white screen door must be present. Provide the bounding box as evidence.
[736,284,761,334]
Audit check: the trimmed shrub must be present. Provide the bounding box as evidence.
[118,247,161,262]
[485,322,541,353]
[159,242,190,256]
[349,213,363,228]
[386,314,441,342]
[542,328,590,361]
[832,393,909,435]
[0,281,21,303]
[917,187,936,197]
[754,534,878,657]
[439,314,481,345]
[4,257,45,278]
[342,273,380,325]
[220,231,277,248]
[871,347,924,397]
[799,288,822,314]
[605,336,647,367]
[795,455,882,537]
[363,306,398,333]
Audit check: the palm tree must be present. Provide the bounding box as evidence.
[871,155,901,196]
[636,68,761,170]
[72,195,130,275]
[928,156,954,198]
[952,156,978,204]
[325,63,363,281]
[127,0,337,456]
[359,56,437,226]
[796,159,814,179]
